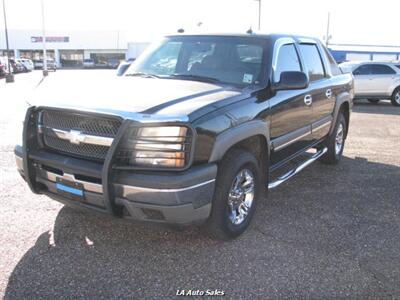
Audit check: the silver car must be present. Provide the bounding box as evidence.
[17,58,34,71]
[339,61,400,106]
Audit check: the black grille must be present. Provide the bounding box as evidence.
[40,110,122,161]
[42,110,121,137]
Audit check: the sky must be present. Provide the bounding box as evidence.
[0,0,399,46]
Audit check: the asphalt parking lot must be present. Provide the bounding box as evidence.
[1,71,400,299]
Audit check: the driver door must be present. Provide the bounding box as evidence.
[352,64,373,95]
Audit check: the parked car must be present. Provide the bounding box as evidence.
[33,59,43,69]
[83,59,95,68]
[33,59,57,71]
[107,58,120,69]
[15,33,353,239]
[339,61,400,106]
[9,59,25,73]
[116,60,132,76]
[95,60,108,68]
[46,59,57,71]
[17,58,34,71]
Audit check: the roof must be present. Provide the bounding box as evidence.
[165,32,321,43]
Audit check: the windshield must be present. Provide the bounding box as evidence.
[126,35,267,86]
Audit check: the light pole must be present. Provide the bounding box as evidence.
[41,0,48,76]
[2,0,14,83]
[325,12,332,46]
[254,0,261,30]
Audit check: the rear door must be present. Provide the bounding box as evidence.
[270,40,314,162]
[297,42,335,140]
[369,64,397,96]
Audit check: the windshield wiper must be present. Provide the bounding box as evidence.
[168,74,221,83]
[125,72,159,79]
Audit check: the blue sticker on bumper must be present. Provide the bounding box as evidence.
[56,183,84,196]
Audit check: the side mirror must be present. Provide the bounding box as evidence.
[273,71,309,91]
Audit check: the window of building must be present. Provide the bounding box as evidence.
[346,53,370,61]
[60,50,84,67]
[299,44,325,81]
[372,54,397,61]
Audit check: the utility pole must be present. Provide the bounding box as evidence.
[325,12,332,46]
[41,0,48,76]
[255,0,261,30]
[2,0,14,83]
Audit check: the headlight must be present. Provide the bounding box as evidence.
[115,125,193,169]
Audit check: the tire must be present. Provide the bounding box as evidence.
[367,99,380,104]
[391,87,400,106]
[204,149,262,240]
[320,112,347,165]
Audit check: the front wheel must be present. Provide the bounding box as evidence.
[205,149,262,240]
[391,88,400,106]
[320,112,347,165]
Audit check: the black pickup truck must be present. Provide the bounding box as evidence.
[15,33,353,239]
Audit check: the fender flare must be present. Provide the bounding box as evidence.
[329,91,352,136]
[208,119,270,163]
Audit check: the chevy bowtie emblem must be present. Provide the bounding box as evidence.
[68,130,86,145]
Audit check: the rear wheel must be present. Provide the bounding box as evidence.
[320,112,347,165]
[205,149,262,240]
[367,99,380,104]
[391,88,400,106]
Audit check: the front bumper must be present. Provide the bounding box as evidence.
[15,145,217,225]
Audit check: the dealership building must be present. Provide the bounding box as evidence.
[328,44,400,64]
[0,29,149,67]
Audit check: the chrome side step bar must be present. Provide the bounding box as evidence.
[268,147,327,189]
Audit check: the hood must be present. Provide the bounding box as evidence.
[31,72,243,119]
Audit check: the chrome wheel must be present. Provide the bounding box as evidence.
[335,123,344,155]
[395,91,400,105]
[227,169,255,225]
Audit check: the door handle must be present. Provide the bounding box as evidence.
[304,94,312,106]
[325,89,332,99]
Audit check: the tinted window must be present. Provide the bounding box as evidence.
[299,44,325,81]
[353,64,371,75]
[274,44,301,82]
[371,64,396,75]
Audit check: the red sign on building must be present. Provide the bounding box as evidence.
[31,36,70,43]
